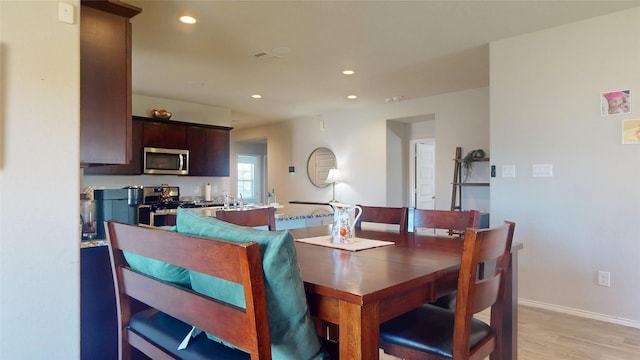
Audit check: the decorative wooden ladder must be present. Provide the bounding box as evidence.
[450,147,463,211]
[450,146,490,212]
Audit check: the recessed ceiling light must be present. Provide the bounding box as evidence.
[342,70,355,75]
[347,95,358,100]
[179,15,197,24]
[251,94,262,99]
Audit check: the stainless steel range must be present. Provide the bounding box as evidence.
[138,185,224,226]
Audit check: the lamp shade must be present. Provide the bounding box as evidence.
[325,168,340,184]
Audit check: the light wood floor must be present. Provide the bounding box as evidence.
[380,305,640,359]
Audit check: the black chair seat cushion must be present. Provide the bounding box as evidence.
[380,304,492,358]
[430,291,457,310]
[128,309,250,360]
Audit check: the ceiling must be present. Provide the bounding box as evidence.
[128,1,640,129]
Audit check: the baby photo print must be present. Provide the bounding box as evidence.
[601,89,631,116]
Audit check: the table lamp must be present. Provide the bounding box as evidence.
[325,168,340,203]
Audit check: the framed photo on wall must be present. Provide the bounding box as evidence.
[601,89,631,116]
[622,119,640,144]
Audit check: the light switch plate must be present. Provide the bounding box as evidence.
[502,165,516,178]
[58,2,75,24]
[532,164,553,177]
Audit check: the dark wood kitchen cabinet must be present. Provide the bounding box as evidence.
[142,120,187,149]
[84,118,143,175]
[187,125,231,176]
[80,1,141,166]
[83,116,232,177]
[142,121,187,149]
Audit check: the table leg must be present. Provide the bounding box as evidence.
[339,300,379,360]
[502,250,519,360]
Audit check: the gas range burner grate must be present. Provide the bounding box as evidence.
[149,201,182,211]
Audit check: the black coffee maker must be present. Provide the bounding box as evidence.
[95,186,143,239]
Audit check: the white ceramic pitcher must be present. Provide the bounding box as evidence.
[330,203,362,244]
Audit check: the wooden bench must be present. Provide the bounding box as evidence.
[105,221,271,360]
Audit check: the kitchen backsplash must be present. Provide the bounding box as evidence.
[82,173,230,201]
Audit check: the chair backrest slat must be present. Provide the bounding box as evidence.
[216,207,277,230]
[471,273,501,314]
[355,205,408,232]
[409,208,480,235]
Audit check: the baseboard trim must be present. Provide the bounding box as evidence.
[519,298,640,329]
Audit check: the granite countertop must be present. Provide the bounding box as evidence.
[81,239,109,248]
[276,212,332,221]
[183,206,332,222]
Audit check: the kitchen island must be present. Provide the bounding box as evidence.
[80,244,117,360]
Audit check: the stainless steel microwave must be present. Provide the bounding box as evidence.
[143,147,189,175]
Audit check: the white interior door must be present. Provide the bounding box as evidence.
[412,140,436,209]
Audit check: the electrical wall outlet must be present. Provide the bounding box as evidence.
[597,270,611,287]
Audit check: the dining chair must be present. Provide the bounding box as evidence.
[355,205,409,232]
[215,207,277,230]
[379,221,516,360]
[409,208,480,236]
[410,209,482,309]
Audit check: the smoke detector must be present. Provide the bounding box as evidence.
[385,95,405,103]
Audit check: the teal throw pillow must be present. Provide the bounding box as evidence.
[176,208,325,360]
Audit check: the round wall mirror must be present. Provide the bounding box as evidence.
[307,147,337,188]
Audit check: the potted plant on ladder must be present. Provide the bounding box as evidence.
[462,149,485,181]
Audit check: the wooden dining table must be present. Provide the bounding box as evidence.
[289,226,523,360]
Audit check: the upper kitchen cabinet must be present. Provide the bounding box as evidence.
[80,0,141,166]
[187,125,231,176]
[83,116,232,177]
[83,118,143,175]
[142,120,187,149]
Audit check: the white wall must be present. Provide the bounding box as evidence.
[491,8,640,325]
[232,87,490,216]
[386,120,410,207]
[410,118,435,139]
[1,1,81,358]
